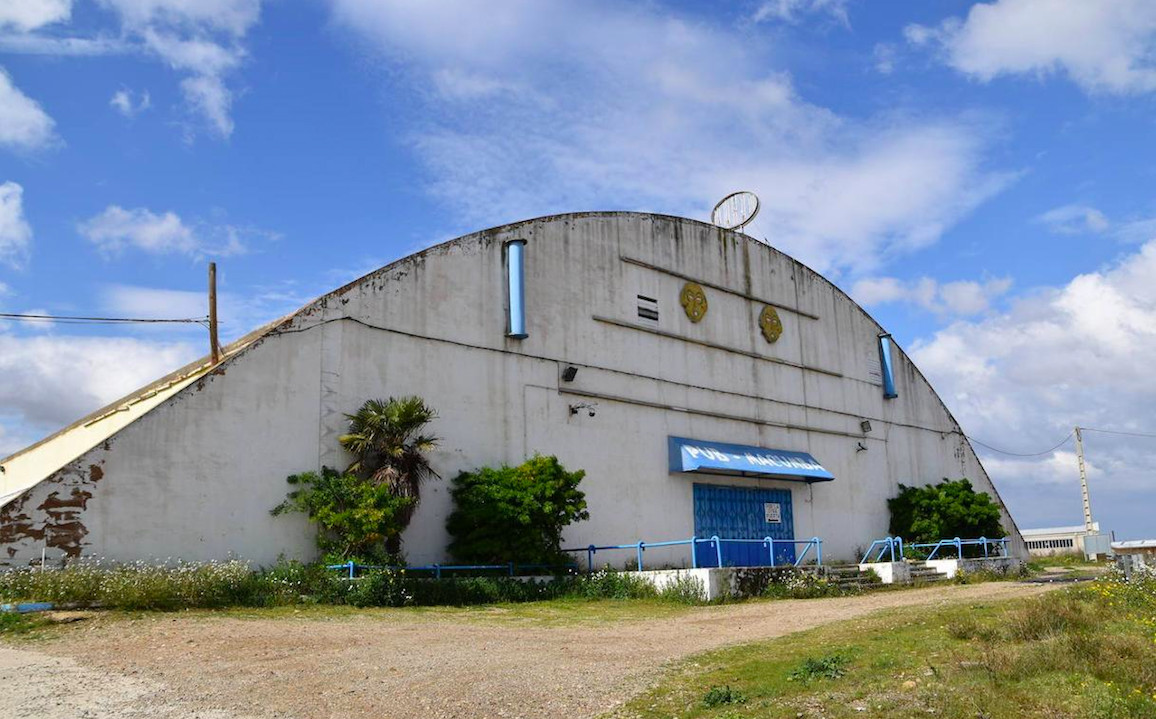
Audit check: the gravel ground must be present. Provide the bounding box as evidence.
[1,581,1054,719]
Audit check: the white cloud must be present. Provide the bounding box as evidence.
[1116,217,1156,245]
[0,1,262,138]
[1035,204,1156,244]
[852,274,1012,317]
[329,0,1011,276]
[752,0,849,26]
[78,205,272,257]
[0,34,126,56]
[110,88,151,117]
[96,0,260,137]
[179,75,232,136]
[0,0,70,32]
[98,0,260,37]
[1036,204,1110,235]
[907,0,1156,95]
[0,181,32,268]
[0,334,196,444]
[873,42,898,74]
[0,67,57,152]
[910,240,1156,530]
[79,206,197,255]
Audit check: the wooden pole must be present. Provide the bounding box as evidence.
[209,262,220,364]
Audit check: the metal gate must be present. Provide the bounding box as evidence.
[693,484,796,567]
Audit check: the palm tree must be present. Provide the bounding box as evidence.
[339,397,439,550]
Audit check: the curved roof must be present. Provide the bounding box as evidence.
[0,211,1000,519]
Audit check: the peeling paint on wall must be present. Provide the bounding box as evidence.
[0,461,103,562]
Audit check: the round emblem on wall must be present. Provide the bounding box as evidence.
[759,306,783,343]
[679,282,708,323]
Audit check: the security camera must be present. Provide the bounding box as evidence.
[569,401,598,417]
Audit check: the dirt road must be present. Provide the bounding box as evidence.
[2,581,1055,719]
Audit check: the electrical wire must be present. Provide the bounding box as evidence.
[964,431,1074,457]
[1079,426,1156,440]
[0,312,208,326]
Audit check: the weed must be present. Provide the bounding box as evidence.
[788,653,849,682]
[702,685,747,707]
[760,568,847,599]
[657,573,706,604]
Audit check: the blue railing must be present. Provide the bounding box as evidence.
[562,535,823,571]
[861,536,905,563]
[325,561,575,579]
[860,536,1008,563]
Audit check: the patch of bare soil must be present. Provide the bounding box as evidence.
[2,581,1054,719]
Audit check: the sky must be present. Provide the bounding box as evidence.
[0,0,1154,539]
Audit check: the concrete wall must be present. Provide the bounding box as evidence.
[0,213,1026,568]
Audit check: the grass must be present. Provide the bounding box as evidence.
[0,611,53,638]
[614,570,1156,719]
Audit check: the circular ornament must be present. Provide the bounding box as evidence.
[680,282,708,323]
[759,306,783,343]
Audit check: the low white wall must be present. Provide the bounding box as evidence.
[626,568,723,601]
[924,559,961,579]
[858,562,909,584]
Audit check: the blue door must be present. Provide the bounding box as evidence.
[693,484,796,567]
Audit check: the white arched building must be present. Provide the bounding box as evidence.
[0,213,1026,568]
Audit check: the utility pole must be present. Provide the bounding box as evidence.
[208,262,220,364]
[1075,426,1094,532]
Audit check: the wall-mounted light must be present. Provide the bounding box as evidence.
[860,420,872,434]
[561,366,578,382]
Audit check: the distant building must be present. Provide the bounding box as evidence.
[1021,523,1112,559]
[0,212,1028,568]
[1113,540,1156,578]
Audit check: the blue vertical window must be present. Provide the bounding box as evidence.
[879,333,898,399]
[506,239,527,339]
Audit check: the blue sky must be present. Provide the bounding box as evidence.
[1,0,1155,539]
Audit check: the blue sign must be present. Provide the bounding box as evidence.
[668,436,835,482]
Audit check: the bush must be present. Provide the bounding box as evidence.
[887,478,1004,548]
[446,455,589,566]
[271,467,414,564]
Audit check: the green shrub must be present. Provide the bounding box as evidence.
[271,467,414,564]
[887,478,1004,549]
[446,455,589,565]
[702,685,747,707]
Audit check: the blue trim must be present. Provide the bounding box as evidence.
[668,436,835,482]
[879,334,898,399]
[506,240,528,339]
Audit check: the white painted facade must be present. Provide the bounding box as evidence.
[1020,524,1106,558]
[0,213,1026,568]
